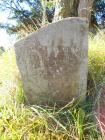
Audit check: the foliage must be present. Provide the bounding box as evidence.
[0,0,105,36]
[0,47,5,55]
[0,0,55,36]
[92,0,105,28]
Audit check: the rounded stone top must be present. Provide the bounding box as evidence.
[14,17,88,49]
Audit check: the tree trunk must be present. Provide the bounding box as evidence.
[53,0,79,21]
[53,0,93,22]
[78,0,94,21]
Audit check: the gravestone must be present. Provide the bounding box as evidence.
[14,17,88,106]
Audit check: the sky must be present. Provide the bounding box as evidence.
[0,1,31,48]
[0,12,16,48]
[0,11,17,49]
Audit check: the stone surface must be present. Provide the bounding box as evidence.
[14,17,88,105]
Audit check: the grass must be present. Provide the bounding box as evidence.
[0,32,105,139]
[88,31,105,100]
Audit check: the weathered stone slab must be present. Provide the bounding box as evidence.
[14,17,88,106]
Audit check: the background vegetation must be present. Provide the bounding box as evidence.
[0,0,105,36]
